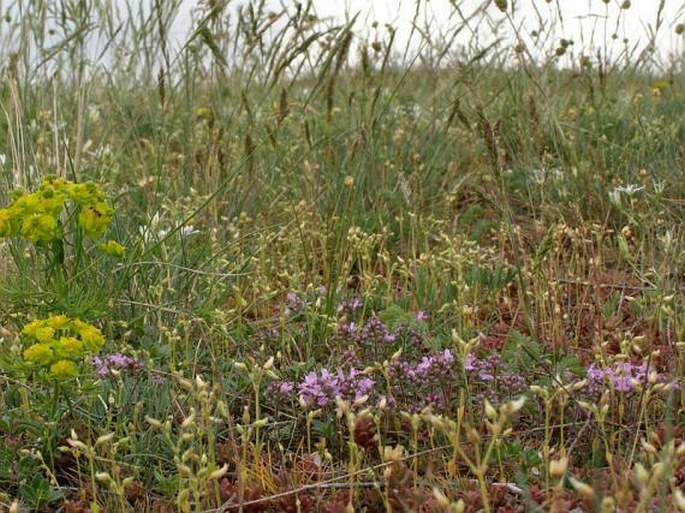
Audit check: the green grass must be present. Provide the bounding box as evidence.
[0,1,684,512]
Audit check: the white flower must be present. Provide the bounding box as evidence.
[158,224,200,238]
[613,184,644,195]
[530,167,563,185]
[180,225,200,237]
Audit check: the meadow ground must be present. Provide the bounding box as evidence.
[0,1,684,512]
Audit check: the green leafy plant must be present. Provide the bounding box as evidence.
[0,176,125,316]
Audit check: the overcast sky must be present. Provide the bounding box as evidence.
[162,0,685,64]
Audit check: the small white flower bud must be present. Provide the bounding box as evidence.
[95,432,115,446]
[209,463,229,480]
[569,477,594,498]
[633,463,649,485]
[484,400,497,420]
[549,456,568,479]
[95,472,113,485]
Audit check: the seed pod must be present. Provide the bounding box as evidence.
[549,456,568,479]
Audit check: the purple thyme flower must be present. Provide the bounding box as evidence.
[343,315,397,346]
[586,363,605,382]
[389,350,455,385]
[337,296,362,315]
[388,359,412,382]
[341,348,359,364]
[463,353,509,382]
[285,292,305,314]
[386,349,459,412]
[355,377,375,399]
[339,321,357,337]
[462,353,526,401]
[463,354,477,371]
[91,353,142,378]
[418,392,445,411]
[584,361,661,395]
[413,349,455,382]
[268,380,295,396]
[298,368,341,407]
[297,367,375,408]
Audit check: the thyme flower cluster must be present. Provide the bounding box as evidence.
[270,367,375,408]
[585,361,679,395]
[387,349,457,411]
[462,353,527,402]
[91,353,143,378]
[340,315,397,345]
[21,314,106,380]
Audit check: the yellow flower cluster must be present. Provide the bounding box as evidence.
[0,176,113,243]
[22,314,105,380]
[99,239,126,258]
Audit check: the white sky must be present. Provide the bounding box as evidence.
[165,1,685,65]
[4,1,679,68]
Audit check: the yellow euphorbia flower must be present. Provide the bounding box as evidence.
[78,203,111,238]
[21,315,105,381]
[0,208,16,237]
[23,343,54,366]
[34,326,55,342]
[53,337,85,359]
[21,213,60,243]
[46,314,71,330]
[78,326,105,352]
[66,182,102,204]
[100,240,125,258]
[21,320,43,337]
[50,359,78,379]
